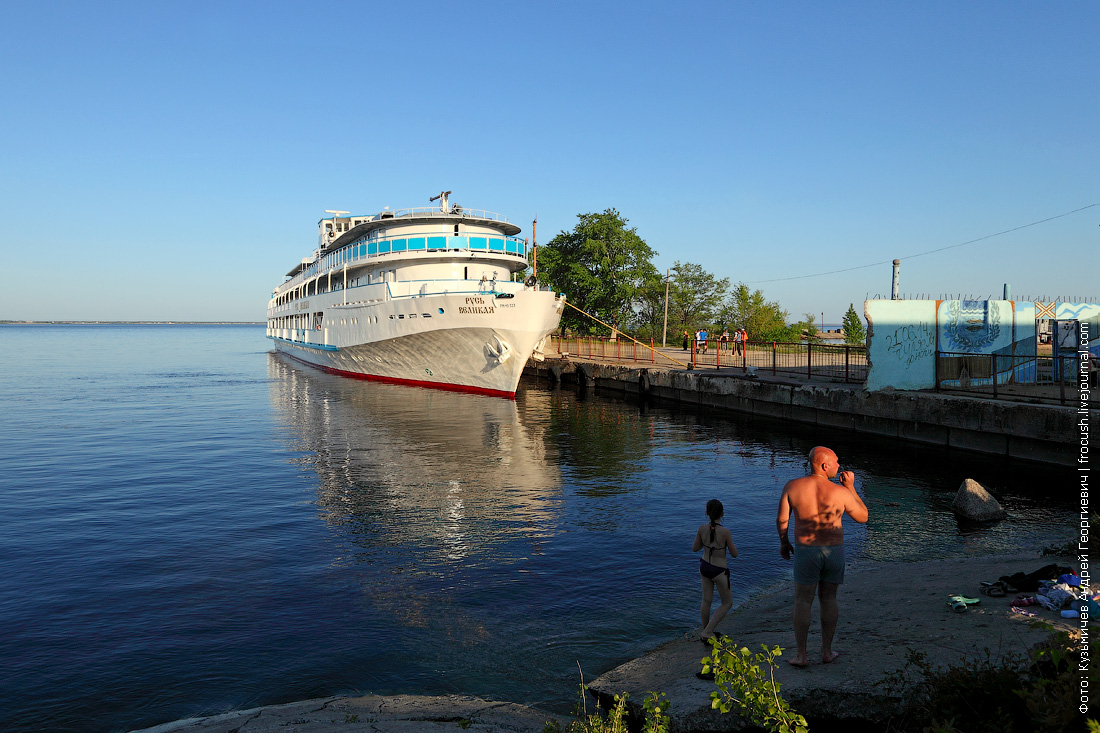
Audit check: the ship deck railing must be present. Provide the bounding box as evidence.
[268,280,535,316]
[279,233,529,293]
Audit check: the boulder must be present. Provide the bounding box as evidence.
[952,478,1007,521]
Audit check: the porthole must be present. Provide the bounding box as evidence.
[438,308,445,314]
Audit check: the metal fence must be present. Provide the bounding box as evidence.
[936,351,1093,405]
[688,339,868,383]
[549,335,660,363]
[549,336,868,383]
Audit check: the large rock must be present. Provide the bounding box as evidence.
[952,478,1007,521]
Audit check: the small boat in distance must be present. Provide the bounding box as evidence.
[267,192,565,398]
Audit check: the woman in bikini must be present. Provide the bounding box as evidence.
[693,498,738,643]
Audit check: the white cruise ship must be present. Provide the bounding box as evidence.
[266,192,565,398]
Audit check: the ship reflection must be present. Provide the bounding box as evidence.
[266,354,563,572]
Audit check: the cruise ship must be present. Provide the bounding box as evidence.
[266,192,565,398]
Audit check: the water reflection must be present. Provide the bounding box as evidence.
[267,354,564,572]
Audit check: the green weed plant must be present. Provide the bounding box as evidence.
[880,626,1094,732]
[702,640,809,733]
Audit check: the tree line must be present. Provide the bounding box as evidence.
[533,208,866,346]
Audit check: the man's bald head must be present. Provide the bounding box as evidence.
[808,446,838,475]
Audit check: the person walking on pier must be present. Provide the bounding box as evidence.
[734,328,743,356]
[694,499,738,644]
[776,446,868,667]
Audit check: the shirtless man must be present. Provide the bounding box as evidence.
[776,446,869,667]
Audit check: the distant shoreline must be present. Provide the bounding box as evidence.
[0,321,265,325]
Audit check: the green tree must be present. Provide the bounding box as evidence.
[841,303,866,345]
[536,209,659,335]
[801,313,819,342]
[625,270,668,341]
[722,283,798,342]
[666,261,730,337]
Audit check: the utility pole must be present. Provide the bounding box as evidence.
[661,268,671,347]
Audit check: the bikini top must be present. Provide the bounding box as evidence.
[705,524,727,562]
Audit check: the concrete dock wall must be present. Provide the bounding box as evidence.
[526,359,1082,466]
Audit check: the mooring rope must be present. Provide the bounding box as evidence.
[561,299,690,369]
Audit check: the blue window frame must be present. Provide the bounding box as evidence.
[407,237,425,250]
[469,236,487,250]
[392,238,407,252]
[427,236,446,249]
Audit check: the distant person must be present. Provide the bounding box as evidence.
[700,328,709,354]
[693,499,738,644]
[776,446,869,668]
[682,330,690,351]
[720,329,730,351]
[734,328,744,356]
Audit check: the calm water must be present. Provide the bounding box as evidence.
[0,324,1075,732]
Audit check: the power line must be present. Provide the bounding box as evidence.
[746,203,1099,284]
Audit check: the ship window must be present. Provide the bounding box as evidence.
[453,224,459,236]
[423,313,432,318]
[398,314,404,319]
[438,308,445,314]
[409,313,417,318]
[389,315,395,319]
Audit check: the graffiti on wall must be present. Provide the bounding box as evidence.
[883,321,936,368]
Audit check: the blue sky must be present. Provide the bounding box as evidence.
[1,1,1095,323]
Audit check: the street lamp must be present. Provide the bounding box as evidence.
[661,268,671,347]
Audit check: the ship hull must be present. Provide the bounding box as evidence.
[270,290,562,398]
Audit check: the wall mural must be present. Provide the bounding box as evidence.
[866,298,1097,391]
[938,299,1009,353]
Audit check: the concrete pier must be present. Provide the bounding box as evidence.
[525,357,1083,466]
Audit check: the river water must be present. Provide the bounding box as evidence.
[0,324,1075,732]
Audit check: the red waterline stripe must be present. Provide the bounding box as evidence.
[276,350,517,400]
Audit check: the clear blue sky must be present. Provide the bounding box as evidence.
[1,1,1096,323]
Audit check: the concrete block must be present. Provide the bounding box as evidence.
[816,408,857,431]
[1007,437,1076,465]
[898,420,950,446]
[948,427,1008,455]
[853,414,900,438]
[752,399,791,421]
[789,404,819,425]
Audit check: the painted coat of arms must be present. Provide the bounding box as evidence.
[942,300,1002,351]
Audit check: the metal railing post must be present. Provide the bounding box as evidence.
[845,345,850,382]
[807,342,813,379]
[1060,356,1066,405]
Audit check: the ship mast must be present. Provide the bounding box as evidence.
[429,190,452,213]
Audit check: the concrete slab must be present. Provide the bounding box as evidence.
[588,552,1076,731]
[131,694,567,733]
